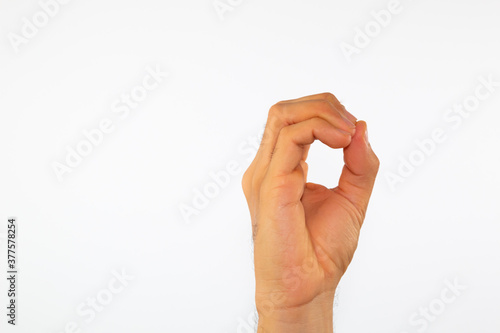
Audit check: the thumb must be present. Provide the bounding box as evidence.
[337,120,380,215]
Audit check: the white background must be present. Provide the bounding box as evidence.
[1,0,499,332]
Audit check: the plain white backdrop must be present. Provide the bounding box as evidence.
[1,0,499,332]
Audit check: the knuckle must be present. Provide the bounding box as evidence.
[279,125,293,140]
[269,102,284,118]
[312,116,326,127]
[371,151,381,170]
[241,169,252,196]
[319,92,335,101]
[267,103,286,130]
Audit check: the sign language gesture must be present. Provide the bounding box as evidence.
[242,93,380,332]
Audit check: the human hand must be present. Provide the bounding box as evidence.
[241,93,380,332]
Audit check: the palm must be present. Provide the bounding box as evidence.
[276,181,363,308]
[303,183,362,277]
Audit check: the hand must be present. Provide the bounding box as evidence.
[242,93,380,332]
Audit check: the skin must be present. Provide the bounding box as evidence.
[241,93,380,332]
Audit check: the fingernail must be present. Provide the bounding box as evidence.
[341,113,356,132]
[341,104,357,123]
[364,127,369,145]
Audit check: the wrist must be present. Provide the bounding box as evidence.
[256,291,335,333]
